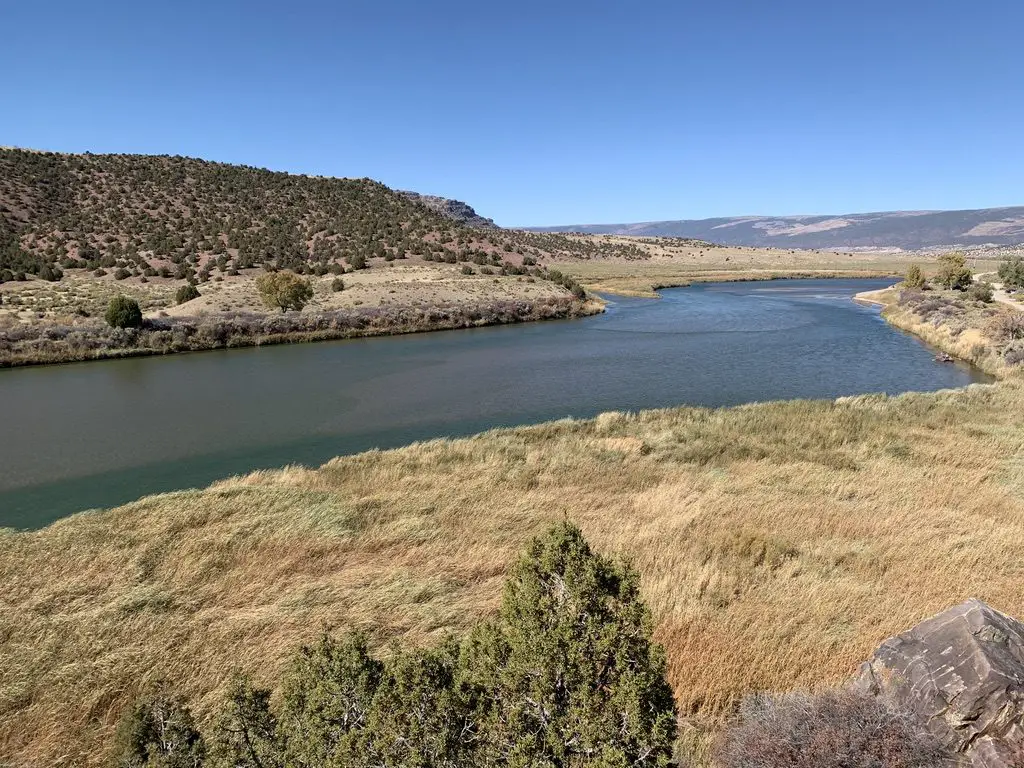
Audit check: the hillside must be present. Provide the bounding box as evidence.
[0,149,502,281]
[0,148,934,368]
[0,148,707,286]
[531,206,1024,250]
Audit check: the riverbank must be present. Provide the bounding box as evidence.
[0,296,601,368]
[3,377,1023,766]
[0,264,900,367]
[572,268,904,298]
[855,284,1024,378]
[558,246,921,297]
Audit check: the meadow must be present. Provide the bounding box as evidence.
[3,363,1023,764]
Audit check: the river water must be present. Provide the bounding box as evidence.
[0,279,988,528]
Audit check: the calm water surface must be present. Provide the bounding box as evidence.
[0,279,989,528]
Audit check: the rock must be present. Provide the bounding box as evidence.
[854,599,1024,767]
[399,192,498,229]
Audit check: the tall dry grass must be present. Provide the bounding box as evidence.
[3,378,1024,765]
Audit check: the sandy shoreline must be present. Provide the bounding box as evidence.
[851,285,898,306]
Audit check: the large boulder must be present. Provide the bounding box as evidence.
[855,599,1024,767]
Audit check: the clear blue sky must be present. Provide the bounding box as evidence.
[3,1,1021,226]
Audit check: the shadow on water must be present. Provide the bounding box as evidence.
[0,279,991,529]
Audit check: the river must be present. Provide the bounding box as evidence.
[0,279,989,528]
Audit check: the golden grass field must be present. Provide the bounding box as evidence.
[3,365,1024,764]
[3,256,1023,766]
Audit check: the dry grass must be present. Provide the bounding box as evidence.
[559,247,1000,297]
[4,376,1024,765]
[0,296,596,368]
[562,261,906,297]
[0,272,176,323]
[156,264,569,319]
[0,264,568,326]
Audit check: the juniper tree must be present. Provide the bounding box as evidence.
[365,641,479,767]
[210,525,676,768]
[935,252,972,291]
[464,523,677,767]
[105,295,143,328]
[277,632,382,768]
[903,264,925,289]
[998,255,1024,290]
[176,284,201,304]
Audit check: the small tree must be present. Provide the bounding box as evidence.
[175,284,201,305]
[467,522,677,766]
[105,295,143,328]
[111,685,206,768]
[903,264,925,289]
[215,526,676,768]
[998,255,1024,290]
[330,277,345,292]
[255,271,313,313]
[935,252,972,291]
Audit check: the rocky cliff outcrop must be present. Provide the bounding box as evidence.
[855,599,1024,767]
[400,191,498,229]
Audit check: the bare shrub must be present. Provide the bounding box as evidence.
[1003,341,1024,366]
[986,312,1024,343]
[715,688,951,768]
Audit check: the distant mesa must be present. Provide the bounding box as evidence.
[529,207,1024,250]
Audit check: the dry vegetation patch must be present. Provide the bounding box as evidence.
[880,287,1024,375]
[3,381,1024,765]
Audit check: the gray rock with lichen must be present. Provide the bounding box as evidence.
[855,598,1024,766]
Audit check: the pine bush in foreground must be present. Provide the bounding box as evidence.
[198,523,677,767]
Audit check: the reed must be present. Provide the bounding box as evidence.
[2,377,1023,765]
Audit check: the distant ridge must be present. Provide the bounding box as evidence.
[529,206,1024,250]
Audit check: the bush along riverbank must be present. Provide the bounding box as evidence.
[856,253,1024,378]
[0,296,601,367]
[876,287,1024,378]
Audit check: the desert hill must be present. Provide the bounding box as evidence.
[0,148,640,284]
